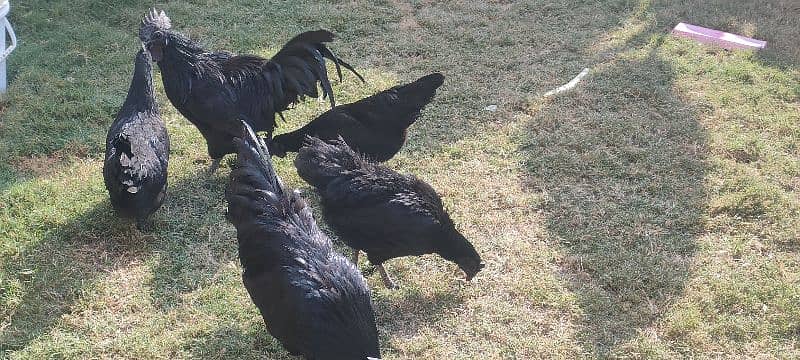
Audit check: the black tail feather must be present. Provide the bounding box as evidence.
[285,29,336,46]
[233,120,284,198]
[333,72,444,130]
[318,46,365,83]
[270,30,364,111]
[396,72,445,101]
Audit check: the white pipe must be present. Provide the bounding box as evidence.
[0,18,5,94]
[542,68,590,98]
[0,0,16,94]
[1,17,16,60]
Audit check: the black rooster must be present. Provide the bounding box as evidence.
[269,73,444,161]
[295,137,484,288]
[138,9,363,173]
[226,122,380,359]
[103,48,170,230]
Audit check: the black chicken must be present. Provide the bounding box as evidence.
[294,137,484,289]
[138,9,363,174]
[226,122,380,359]
[269,73,444,161]
[103,48,170,230]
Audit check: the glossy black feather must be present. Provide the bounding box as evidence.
[103,49,169,229]
[153,23,363,160]
[270,73,444,161]
[294,137,484,281]
[226,123,380,360]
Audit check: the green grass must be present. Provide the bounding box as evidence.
[1,0,798,358]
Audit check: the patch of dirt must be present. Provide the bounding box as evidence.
[724,148,758,164]
[399,16,420,30]
[557,254,593,284]
[13,154,64,177]
[11,141,92,177]
[390,0,420,31]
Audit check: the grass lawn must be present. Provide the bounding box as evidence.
[1,0,798,358]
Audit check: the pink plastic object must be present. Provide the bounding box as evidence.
[671,22,766,50]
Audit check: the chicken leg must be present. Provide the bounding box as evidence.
[377,264,398,289]
[135,218,148,232]
[207,158,222,175]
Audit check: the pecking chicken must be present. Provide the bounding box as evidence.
[294,136,484,288]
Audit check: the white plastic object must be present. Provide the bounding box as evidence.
[543,68,590,98]
[1,0,18,94]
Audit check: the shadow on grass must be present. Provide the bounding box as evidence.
[373,285,466,339]
[143,174,236,310]
[0,172,234,353]
[388,0,647,159]
[183,323,293,360]
[0,200,152,352]
[520,43,708,355]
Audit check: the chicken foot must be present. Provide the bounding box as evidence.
[207,158,222,175]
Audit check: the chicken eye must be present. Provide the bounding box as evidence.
[152,31,164,41]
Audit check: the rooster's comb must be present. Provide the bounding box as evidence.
[139,8,171,41]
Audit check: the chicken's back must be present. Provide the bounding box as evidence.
[103,117,169,223]
[241,234,380,359]
[295,137,454,263]
[342,72,444,131]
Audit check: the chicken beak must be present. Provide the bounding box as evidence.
[464,261,485,281]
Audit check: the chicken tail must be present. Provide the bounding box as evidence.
[347,72,444,130]
[227,122,323,242]
[271,30,364,110]
[395,72,445,103]
[386,72,444,127]
[226,121,287,223]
